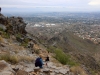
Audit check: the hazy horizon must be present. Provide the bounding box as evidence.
[1,0,100,13]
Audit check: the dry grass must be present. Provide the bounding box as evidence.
[0,35,4,43]
[70,66,88,75]
[12,44,25,50]
[50,56,62,67]
[34,44,40,50]
[0,54,35,64]
[9,44,25,53]
[18,56,34,62]
[0,54,19,64]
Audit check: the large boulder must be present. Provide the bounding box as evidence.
[0,14,27,35]
[0,24,6,31]
[0,60,14,75]
[0,14,7,25]
[16,70,28,75]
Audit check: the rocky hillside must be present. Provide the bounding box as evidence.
[46,31,100,74]
[26,25,100,75]
[1,13,100,75]
[0,13,89,75]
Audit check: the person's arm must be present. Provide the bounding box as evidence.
[40,58,44,65]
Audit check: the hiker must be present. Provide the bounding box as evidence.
[0,7,1,13]
[45,51,50,62]
[35,54,44,68]
[45,55,49,62]
[45,55,49,67]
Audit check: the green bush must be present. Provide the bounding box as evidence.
[48,46,78,66]
[0,27,4,31]
[16,33,29,47]
[20,38,29,47]
[15,33,22,39]
[0,54,18,64]
[47,46,56,53]
[54,48,77,66]
[20,42,28,47]
[2,32,10,39]
[54,48,69,65]
[23,38,29,43]
[0,27,10,39]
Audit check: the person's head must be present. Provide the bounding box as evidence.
[39,54,44,58]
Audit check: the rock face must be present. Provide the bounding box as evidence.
[16,70,28,75]
[0,14,27,35]
[0,60,14,75]
[0,60,72,75]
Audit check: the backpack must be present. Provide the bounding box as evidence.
[35,57,42,67]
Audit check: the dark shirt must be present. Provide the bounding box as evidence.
[35,57,44,68]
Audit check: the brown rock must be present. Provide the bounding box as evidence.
[16,70,28,75]
[0,61,7,71]
[0,60,14,75]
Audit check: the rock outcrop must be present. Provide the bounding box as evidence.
[0,60,72,75]
[0,60,14,75]
[0,14,27,35]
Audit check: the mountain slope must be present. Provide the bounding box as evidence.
[0,13,80,75]
[32,28,100,74]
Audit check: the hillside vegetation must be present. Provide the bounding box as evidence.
[0,13,100,75]
[26,26,100,74]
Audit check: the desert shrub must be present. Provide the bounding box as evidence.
[35,49,40,54]
[16,33,29,47]
[0,27,4,31]
[0,54,19,64]
[23,38,29,44]
[20,42,28,47]
[15,33,22,39]
[70,66,88,75]
[0,31,10,39]
[47,46,56,53]
[2,32,10,38]
[0,27,9,38]
[20,38,29,47]
[47,46,78,66]
[0,36,4,42]
[15,33,23,42]
[54,48,69,65]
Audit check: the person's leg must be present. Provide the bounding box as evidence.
[39,66,43,68]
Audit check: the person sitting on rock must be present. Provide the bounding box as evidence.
[35,54,44,68]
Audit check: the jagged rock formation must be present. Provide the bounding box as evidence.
[0,14,27,35]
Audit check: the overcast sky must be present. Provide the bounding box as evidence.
[1,0,100,12]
